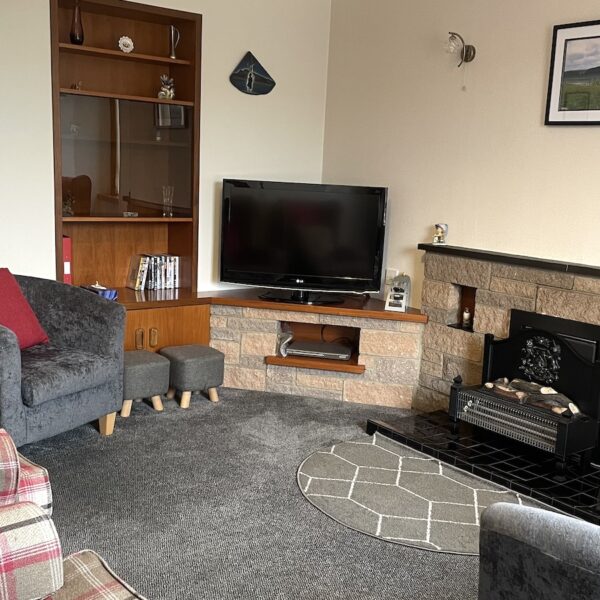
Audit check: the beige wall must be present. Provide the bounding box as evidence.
[0,4,55,278]
[0,0,331,287]
[323,0,600,306]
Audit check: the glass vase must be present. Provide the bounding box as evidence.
[70,0,84,45]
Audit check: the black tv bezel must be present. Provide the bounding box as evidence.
[219,179,387,295]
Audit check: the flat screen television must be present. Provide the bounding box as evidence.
[220,179,387,303]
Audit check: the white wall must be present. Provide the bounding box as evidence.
[323,0,600,306]
[0,0,331,287]
[0,4,55,278]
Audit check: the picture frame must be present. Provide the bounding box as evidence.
[154,104,186,128]
[546,20,600,125]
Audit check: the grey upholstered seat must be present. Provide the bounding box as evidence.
[21,345,117,407]
[479,502,600,599]
[0,276,125,446]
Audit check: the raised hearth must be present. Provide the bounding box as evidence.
[367,412,600,524]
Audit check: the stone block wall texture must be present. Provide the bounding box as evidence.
[210,306,424,408]
[416,252,600,411]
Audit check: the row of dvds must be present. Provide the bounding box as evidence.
[126,254,180,291]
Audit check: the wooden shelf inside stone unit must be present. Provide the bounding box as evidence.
[264,354,365,374]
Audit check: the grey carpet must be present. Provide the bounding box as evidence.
[21,389,479,600]
[299,432,542,555]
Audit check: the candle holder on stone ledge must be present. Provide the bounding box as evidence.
[448,285,476,333]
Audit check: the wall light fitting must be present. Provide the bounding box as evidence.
[446,32,476,67]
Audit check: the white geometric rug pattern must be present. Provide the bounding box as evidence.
[298,432,542,554]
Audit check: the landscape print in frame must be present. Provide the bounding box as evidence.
[546,20,600,125]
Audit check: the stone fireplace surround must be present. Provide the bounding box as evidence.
[415,243,600,413]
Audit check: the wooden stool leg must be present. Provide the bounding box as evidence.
[99,412,116,436]
[121,399,133,418]
[151,395,164,412]
[167,388,176,400]
[208,387,220,403]
[180,391,192,409]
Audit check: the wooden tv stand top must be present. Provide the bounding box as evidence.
[117,287,427,323]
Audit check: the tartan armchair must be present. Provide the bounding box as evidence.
[0,429,146,600]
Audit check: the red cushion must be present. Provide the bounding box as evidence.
[0,269,48,349]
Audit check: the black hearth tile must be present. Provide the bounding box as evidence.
[453,458,473,471]
[437,450,458,465]
[489,472,512,488]
[553,498,577,514]
[473,465,494,479]
[529,489,554,503]
[574,494,598,508]
[505,457,537,469]
[510,482,531,495]
[507,470,539,483]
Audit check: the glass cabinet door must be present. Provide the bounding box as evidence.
[60,94,192,218]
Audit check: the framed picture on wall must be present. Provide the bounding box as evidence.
[546,20,600,125]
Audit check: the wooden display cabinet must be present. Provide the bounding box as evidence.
[50,0,201,293]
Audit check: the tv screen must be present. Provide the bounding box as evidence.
[220,179,387,295]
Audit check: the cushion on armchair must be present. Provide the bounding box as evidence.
[0,269,48,350]
[20,346,117,408]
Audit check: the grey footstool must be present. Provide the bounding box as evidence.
[122,350,170,417]
[159,345,225,408]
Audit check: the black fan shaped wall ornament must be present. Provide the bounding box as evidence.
[230,51,276,96]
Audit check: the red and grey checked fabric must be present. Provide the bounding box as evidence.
[49,550,147,600]
[0,429,52,517]
[17,456,52,517]
[0,430,20,508]
[0,502,63,600]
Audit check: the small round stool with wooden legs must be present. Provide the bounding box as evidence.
[159,345,225,408]
[121,350,170,417]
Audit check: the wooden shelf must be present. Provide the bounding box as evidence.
[59,43,192,66]
[60,88,194,106]
[117,287,210,310]
[62,217,193,223]
[204,289,428,322]
[265,353,366,374]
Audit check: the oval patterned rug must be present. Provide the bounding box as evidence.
[297,432,545,555]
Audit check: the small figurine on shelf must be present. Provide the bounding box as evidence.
[158,74,175,99]
[432,223,448,245]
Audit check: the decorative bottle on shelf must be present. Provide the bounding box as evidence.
[70,0,84,45]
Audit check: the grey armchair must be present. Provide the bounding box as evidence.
[0,275,125,447]
[479,502,600,599]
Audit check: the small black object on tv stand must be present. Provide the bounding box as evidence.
[259,289,348,306]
